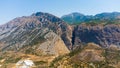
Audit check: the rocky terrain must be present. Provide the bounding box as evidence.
[0,12,72,52]
[0,12,120,68]
[72,23,120,48]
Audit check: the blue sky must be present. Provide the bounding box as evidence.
[0,0,120,25]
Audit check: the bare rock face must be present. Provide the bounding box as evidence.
[72,24,120,48]
[36,31,69,56]
[16,59,35,68]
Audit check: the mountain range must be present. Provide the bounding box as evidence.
[0,12,120,68]
[61,12,120,24]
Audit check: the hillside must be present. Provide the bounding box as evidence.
[50,43,120,68]
[0,12,72,52]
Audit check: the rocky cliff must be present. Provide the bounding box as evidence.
[72,24,120,48]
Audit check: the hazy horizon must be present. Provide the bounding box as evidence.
[0,0,120,25]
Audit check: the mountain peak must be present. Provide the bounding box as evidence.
[31,12,58,18]
[70,12,84,16]
[62,12,84,18]
[31,12,46,16]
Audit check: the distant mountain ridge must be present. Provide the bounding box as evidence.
[61,12,120,24]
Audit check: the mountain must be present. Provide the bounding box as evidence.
[0,12,120,68]
[95,12,120,20]
[0,12,72,52]
[61,12,84,23]
[61,12,120,24]
[61,12,92,24]
[0,12,71,67]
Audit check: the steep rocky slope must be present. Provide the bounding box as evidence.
[20,30,69,56]
[0,12,71,52]
[72,23,120,48]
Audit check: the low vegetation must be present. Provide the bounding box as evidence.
[50,43,120,68]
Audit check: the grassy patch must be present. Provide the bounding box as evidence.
[5,57,21,63]
[34,61,47,65]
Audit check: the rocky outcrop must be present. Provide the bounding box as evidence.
[32,31,69,56]
[16,59,35,68]
[72,24,120,48]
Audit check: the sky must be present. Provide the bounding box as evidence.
[0,0,120,25]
